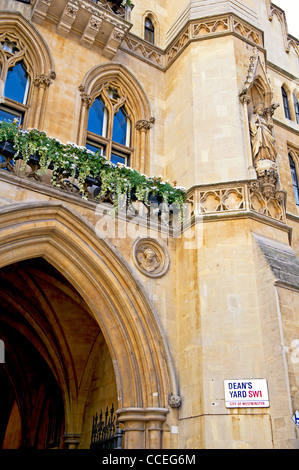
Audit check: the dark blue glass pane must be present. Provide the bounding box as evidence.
[4,62,29,104]
[86,142,105,156]
[87,97,106,136]
[0,108,22,124]
[112,108,128,146]
[111,153,126,166]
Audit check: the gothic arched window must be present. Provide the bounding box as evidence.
[282,86,291,120]
[0,19,55,129]
[289,153,299,205]
[86,87,132,166]
[79,64,153,174]
[0,37,30,124]
[144,17,155,44]
[293,93,299,125]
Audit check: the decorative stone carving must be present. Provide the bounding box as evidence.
[33,71,56,88]
[187,182,286,223]
[197,188,245,214]
[249,180,286,222]
[135,117,155,132]
[240,49,282,201]
[249,103,277,165]
[168,394,182,409]
[33,0,131,57]
[133,238,169,278]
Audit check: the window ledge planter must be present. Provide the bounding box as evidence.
[0,121,185,214]
[0,140,16,159]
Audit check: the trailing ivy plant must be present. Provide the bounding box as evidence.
[0,120,186,213]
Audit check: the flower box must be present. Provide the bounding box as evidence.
[0,140,15,159]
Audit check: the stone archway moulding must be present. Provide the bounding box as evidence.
[0,200,178,449]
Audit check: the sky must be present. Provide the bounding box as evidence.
[272,0,299,38]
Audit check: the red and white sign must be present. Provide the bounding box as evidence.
[224,379,269,408]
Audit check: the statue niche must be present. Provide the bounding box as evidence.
[247,77,280,198]
[239,50,286,205]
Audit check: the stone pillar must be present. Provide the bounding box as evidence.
[32,72,56,129]
[78,88,94,145]
[117,407,169,449]
[63,433,81,449]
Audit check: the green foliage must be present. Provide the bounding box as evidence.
[0,121,185,212]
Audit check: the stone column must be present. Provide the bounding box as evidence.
[78,88,94,145]
[135,118,155,174]
[117,407,169,449]
[32,72,56,129]
[63,433,81,449]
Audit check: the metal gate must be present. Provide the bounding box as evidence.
[90,405,124,450]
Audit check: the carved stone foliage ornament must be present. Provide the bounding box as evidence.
[168,394,182,409]
[133,238,169,278]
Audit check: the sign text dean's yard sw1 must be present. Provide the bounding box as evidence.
[224,379,269,408]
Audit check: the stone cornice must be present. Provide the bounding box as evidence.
[0,171,292,240]
[121,13,264,71]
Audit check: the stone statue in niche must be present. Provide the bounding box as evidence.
[249,103,277,165]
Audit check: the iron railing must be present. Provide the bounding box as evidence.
[90,405,124,450]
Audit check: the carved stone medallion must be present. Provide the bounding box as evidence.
[133,238,169,278]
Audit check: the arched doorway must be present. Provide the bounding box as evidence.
[0,258,117,449]
[0,201,178,449]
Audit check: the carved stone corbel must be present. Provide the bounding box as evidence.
[80,16,103,48]
[57,2,79,36]
[33,71,56,89]
[135,117,155,132]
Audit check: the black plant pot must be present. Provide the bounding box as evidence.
[85,175,99,186]
[130,188,138,202]
[28,151,41,164]
[148,193,163,205]
[0,140,16,159]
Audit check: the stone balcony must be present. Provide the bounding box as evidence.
[32,0,132,58]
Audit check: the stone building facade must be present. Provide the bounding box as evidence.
[0,0,298,449]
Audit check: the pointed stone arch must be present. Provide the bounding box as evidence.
[0,11,56,129]
[78,63,154,174]
[0,11,55,77]
[0,201,178,448]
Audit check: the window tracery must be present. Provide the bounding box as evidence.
[86,81,132,166]
[0,13,55,129]
[0,33,30,124]
[78,64,154,174]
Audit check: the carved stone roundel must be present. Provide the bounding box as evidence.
[133,238,169,278]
